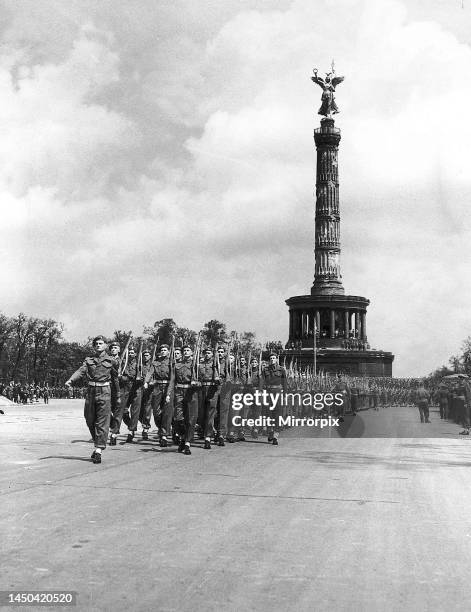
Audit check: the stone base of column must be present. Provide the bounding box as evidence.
[311,280,345,296]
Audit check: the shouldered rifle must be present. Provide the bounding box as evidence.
[119,334,133,376]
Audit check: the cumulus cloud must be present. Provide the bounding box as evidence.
[1,0,471,376]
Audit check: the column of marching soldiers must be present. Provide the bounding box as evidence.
[64,334,428,464]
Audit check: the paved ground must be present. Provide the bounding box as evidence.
[2,400,471,611]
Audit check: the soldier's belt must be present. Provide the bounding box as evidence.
[88,382,110,387]
[176,384,191,388]
[202,382,217,386]
[267,385,282,390]
[155,380,170,385]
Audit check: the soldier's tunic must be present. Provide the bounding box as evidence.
[68,352,120,449]
[144,356,174,438]
[121,357,143,432]
[139,360,154,431]
[262,364,287,436]
[198,358,221,439]
[174,358,199,443]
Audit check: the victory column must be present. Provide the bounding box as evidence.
[284,64,394,376]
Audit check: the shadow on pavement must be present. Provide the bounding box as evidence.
[39,455,92,462]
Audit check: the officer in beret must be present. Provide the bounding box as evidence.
[65,335,120,464]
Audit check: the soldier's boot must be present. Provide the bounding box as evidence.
[142,429,149,441]
[204,438,211,450]
[126,432,134,443]
[183,442,192,455]
[109,434,117,446]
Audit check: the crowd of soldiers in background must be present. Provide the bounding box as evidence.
[436,375,471,435]
[0,381,87,403]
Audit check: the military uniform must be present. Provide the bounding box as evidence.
[216,359,233,443]
[68,351,120,451]
[262,361,287,443]
[198,355,221,448]
[121,356,143,439]
[174,357,199,452]
[414,386,430,423]
[139,356,154,439]
[144,353,174,445]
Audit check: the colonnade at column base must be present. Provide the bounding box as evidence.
[279,348,394,377]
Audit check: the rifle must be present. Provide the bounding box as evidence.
[191,332,202,382]
[119,334,133,376]
[137,339,143,379]
[213,341,220,382]
[151,337,160,363]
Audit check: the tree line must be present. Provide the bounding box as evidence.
[428,336,471,382]
[0,313,282,385]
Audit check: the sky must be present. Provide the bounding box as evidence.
[0,0,470,376]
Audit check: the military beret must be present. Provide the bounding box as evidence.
[159,344,169,350]
[92,335,106,345]
[268,351,278,358]
[109,342,120,349]
[182,344,192,351]
[143,349,151,355]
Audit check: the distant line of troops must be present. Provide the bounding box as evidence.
[0,382,50,404]
[436,375,471,435]
[65,336,290,464]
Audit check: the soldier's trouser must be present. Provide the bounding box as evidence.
[200,385,220,438]
[228,385,245,437]
[266,387,282,436]
[152,383,173,437]
[126,386,143,432]
[139,387,153,430]
[439,399,448,419]
[215,382,231,438]
[417,400,429,422]
[84,386,111,449]
[462,400,470,428]
[174,387,199,443]
[110,385,124,435]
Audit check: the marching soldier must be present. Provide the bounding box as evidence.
[144,344,174,447]
[108,341,122,445]
[174,345,200,455]
[247,356,262,438]
[121,346,143,442]
[65,335,120,464]
[214,345,230,446]
[139,349,153,440]
[198,347,221,449]
[262,352,286,445]
[414,381,431,424]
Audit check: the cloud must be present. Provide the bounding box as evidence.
[1,0,471,377]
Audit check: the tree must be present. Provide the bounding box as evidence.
[143,318,177,346]
[201,320,227,346]
[10,314,37,380]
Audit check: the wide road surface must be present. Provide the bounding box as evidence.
[2,400,471,611]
